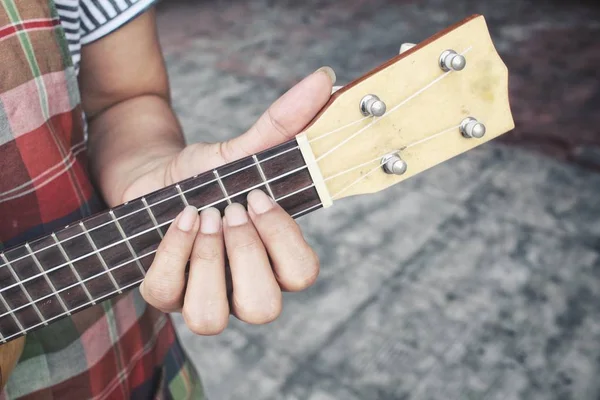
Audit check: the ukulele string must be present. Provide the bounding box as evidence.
[0,163,320,295]
[329,122,464,200]
[0,183,321,322]
[0,143,301,269]
[306,116,370,144]
[0,47,472,278]
[313,49,469,164]
[0,150,393,321]
[0,117,463,305]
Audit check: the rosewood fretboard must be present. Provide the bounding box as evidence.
[0,139,322,343]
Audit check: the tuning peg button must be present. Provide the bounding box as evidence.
[439,49,466,72]
[360,94,386,117]
[399,43,416,54]
[382,154,408,176]
[460,117,486,139]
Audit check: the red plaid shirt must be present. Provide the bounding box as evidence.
[0,0,203,398]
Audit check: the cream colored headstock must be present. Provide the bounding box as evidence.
[296,15,514,206]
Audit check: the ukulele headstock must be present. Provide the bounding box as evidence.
[297,15,514,203]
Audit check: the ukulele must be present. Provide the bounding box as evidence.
[0,14,514,345]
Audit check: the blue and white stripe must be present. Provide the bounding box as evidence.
[54,0,156,71]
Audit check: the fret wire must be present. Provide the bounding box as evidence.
[2,276,146,343]
[175,184,190,207]
[0,160,319,295]
[142,197,164,239]
[213,170,232,205]
[0,145,302,269]
[253,154,275,199]
[276,183,316,202]
[291,203,322,218]
[0,182,321,322]
[79,222,122,294]
[0,290,24,336]
[0,252,153,321]
[0,253,47,326]
[0,287,24,342]
[52,233,95,305]
[25,243,71,316]
[109,211,146,277]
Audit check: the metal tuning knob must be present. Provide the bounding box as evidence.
[382,153,408,176]
[439,49,466,72]
[399,43,416,54]
[460,117,486,139]
[360,94,387,117]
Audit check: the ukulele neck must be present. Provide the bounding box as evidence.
[0,138,322,343]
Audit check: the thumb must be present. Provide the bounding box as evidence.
[167,67,335,185]
[218,66,336,162]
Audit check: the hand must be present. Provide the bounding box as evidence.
[131,68,335,334]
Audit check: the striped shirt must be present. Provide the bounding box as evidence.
[54,0,155,70]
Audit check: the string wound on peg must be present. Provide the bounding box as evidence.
[439,49,466,72]
[382,153,408,176]
[360,94,387,117]
[460,117,486,139]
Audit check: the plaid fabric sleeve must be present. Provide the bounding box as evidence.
[0,0,204,398]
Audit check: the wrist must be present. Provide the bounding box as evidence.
[86,95,185,205]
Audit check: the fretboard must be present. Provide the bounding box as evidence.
[0,139,322,343]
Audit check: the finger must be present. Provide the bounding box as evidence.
[220,66,335,161]
[223,203,282,324]
[182,208,229,335]
[140,206,199,312]
[168,67,336,182]
[247,190,319,292]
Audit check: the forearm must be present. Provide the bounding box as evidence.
[87,94,185,206]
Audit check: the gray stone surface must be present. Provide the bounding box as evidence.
[155,1,600,399]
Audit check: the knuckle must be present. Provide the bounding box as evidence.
[142,278,182,310]
[192,243,221,263]
[157,243,187,266]
[257,217,299,241]
[182,307,229,336]
[216,139,249,163]
[267,108,291,139]
[229,236,261,254]
[216,140,234,163]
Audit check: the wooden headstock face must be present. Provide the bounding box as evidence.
[297,15,514,203]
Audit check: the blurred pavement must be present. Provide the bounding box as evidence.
[155,1,600,399]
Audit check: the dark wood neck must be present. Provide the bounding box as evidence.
[0,139,322,343]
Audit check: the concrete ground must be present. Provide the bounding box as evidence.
[155,1,600,399]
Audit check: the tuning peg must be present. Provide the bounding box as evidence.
[382,153,408,175]
[439,49,466,72]
[460,117,486,139]
[360,94,386,117]
[399,43,416,54]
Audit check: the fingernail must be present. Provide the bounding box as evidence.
[200,208,222,234]
[224,204,248,227]
[177,206,198,232]
[247,190,274,215]
[315,66,336,85]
